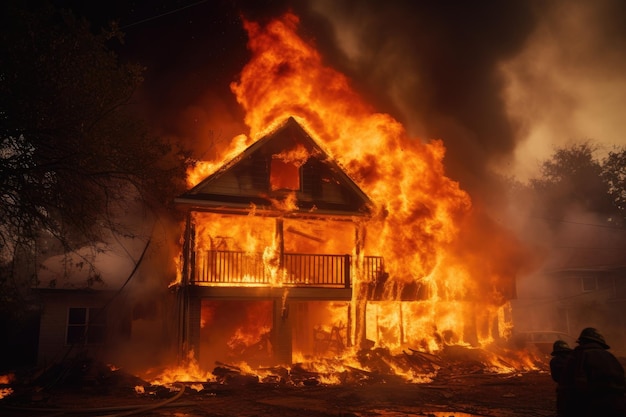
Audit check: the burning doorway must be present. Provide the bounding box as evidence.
[197,300,351,369]
[199,300,274,369]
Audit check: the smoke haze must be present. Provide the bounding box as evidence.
[287,0,626,192]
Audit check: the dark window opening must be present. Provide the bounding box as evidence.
[66,307,107,345]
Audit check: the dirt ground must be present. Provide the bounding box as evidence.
[0,367,557,417]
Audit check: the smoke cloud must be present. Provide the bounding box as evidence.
[501,0,626,180]
[279,0,626,196]
[290,0,535,196]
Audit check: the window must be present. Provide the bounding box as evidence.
[66,307,107,345]
[270,159,300,191]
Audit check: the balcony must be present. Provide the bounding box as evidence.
[189,250,384,294]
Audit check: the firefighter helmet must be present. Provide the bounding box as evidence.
[576,327,610,349]
[551,340,572,356]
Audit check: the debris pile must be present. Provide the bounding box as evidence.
[198,344,547,389]
[0,343,548,411]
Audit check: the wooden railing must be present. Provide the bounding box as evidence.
[191,250,384,289]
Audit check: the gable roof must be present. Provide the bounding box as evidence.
[175,117,372,218]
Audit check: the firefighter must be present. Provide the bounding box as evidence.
[562,327,626,417]
[550,340,573,417]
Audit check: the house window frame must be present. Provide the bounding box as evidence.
[269,158,302,191]
[66,307,107,345]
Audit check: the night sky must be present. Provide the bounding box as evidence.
[51,0,626,201]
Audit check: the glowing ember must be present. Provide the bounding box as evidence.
[175,10,533,377]
[0,373,13,399]
[0,388,13,400]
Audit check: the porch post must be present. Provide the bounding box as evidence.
[179,212,201,363]
[272,294,292,365]
[186,296,202,360]
[351,221,368,349]
[271,217,291,364]
[178,213,192,362]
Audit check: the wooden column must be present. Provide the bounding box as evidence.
[177,213,192,362]
[271,217,291,364]
[272,294,292,365]
[178,212,202,363]
[352,221,368,349]
[186,296,202,359]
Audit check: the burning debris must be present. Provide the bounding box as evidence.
[0,355,556,417]
[0,334,549,417]
[143,338,545,391]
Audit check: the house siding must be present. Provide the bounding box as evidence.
[37,291,122,367]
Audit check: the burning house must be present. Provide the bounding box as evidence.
[172,114,521,372]
[174,117,382,367]
[166,12,527,373]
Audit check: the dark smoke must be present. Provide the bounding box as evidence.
[289,0,536,200]
[285,0,626,198]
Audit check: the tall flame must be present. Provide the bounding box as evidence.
[183,12,529,363]
[229,13,471,283]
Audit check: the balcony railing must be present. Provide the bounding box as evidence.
[191,250,384,289]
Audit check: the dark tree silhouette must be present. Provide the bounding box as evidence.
[0,2,192,302]
[602,148,626,220]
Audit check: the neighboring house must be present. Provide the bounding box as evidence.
[174,117,383,367]
[35,288,130,367]
[33,241,175,370]
[512,219,626,356]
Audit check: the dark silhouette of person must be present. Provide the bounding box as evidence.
[550,340,574,417]
[561,327,626,417]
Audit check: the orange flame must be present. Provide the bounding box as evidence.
[145,351,214,385]
[227,13,472,287]
[179,11,533,373]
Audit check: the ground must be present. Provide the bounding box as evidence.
[0,365,557,417]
